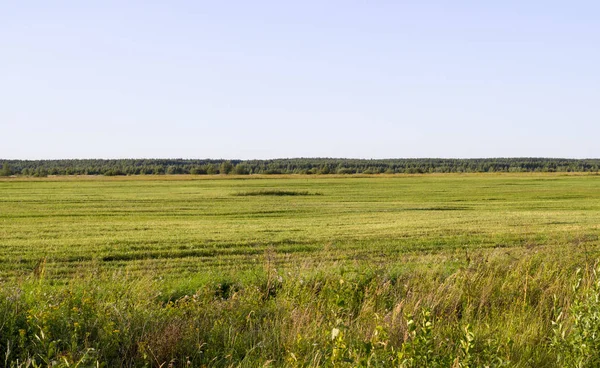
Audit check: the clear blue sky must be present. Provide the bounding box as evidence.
[2,1,599,159]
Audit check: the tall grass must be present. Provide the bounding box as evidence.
[1,248,599,367]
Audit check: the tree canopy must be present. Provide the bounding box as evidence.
[1,158,599,176]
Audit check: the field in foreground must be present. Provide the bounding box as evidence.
[1,174,600,367]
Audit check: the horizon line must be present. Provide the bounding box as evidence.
[2,156,600,161]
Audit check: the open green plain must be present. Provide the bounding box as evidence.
[2,173,599,280]
[2,173,600,367]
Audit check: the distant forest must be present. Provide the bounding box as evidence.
[1,158,599,177]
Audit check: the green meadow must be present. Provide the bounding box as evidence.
[2,174,600,367]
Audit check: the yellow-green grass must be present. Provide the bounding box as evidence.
[2,174,600,367]
[1,173,599,281]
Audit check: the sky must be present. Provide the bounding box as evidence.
[1,1,599,159]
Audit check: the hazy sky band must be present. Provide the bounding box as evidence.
[1,1,599,159]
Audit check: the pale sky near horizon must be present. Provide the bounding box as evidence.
[1,1,599,159]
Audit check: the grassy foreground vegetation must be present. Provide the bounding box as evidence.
[1,173,600,367]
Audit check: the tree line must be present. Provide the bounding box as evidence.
[1,158,599,177]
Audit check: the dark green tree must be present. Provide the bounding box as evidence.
[220,161,234,175]
[0,163,11,176]
[233,163,250,175]
[206,164,217,175]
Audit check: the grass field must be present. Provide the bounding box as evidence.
[2,173,600,367]
[2,173,599,280]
